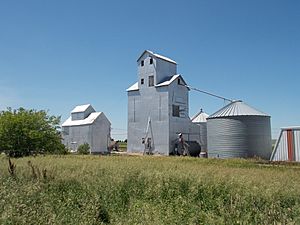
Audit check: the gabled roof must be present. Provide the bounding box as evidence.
[208,100,269,119]
[137,50,177,64]
[71,104,93,113]
[156,74,188,88]
[191,109,209,123]
[126,75,189,92]
[126,82,139,92]
[62,112,103,127]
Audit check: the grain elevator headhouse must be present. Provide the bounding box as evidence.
[127,50,196,155]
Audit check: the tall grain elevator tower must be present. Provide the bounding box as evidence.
[127,50,193,155]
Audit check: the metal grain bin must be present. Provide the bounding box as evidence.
[191,109,209,152]
[207,100,272,159]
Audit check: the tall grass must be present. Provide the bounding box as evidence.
[1,155,300,224]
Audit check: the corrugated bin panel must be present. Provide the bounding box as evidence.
[192,109,209,152]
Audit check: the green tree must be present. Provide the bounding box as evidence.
[77,143,90,155]
[0,107,66,157]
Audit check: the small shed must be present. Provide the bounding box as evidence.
[270,127,300,162]
[61,104,111,154]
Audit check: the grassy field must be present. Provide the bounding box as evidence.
[117,142,127,151]
[1,155,300,224]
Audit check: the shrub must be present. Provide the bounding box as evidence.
[77,143,90,154]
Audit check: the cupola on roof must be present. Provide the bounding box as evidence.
[137,50,177,64]
[71,104,92,113]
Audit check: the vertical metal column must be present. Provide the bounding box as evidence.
[287,129,294,161]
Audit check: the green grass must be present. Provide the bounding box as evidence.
[117,142,127,151]
[1,154,300,224]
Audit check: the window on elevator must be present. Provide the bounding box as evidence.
[148,76,154,87]
[172,105,180,117]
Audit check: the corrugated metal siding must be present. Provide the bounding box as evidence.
[246,116,272,159]
[207,118,248,158]
[271,128,300,161]
[199,123,207,151]
[207,116,272,159]
[272,131,289,161]
[195,122,208,151]
[190,111,209,152]
[295,130,300,161]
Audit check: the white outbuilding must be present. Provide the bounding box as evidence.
[61,104,111,154]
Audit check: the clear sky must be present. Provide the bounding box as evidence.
[0,0,299,140]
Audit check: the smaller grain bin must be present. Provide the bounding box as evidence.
[207,100,272,159]
[191,109,209,152]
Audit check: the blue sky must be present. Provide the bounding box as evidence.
[0,0,299,140]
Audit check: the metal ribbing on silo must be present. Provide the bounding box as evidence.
[198,122,208,151]
[207,117,248,158]
[192,110,209,152]
[207,101,272,159]
[245,116,272,159]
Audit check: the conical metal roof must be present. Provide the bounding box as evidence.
[208,100,269,119]
[191,109,209,123]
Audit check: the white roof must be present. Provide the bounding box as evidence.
[153,52,177,64]
[62,112,102,126]
[71,104,91,113]
[126,82,139,92]
[137,50,177,64]
[281,126,300,130]
[191,110,209,123]
[156,74,188,88]
[208,100,269,119]
[156,75,180,87]
[126,75,188,91]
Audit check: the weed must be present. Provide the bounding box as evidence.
[96,205,110,224]
[28,160,38,179]
[8,158,16,177]
[27,160,52,181]
[42,168,47,180]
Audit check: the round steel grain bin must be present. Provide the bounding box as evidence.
[191,109,209,152]
[207,100,272,159]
